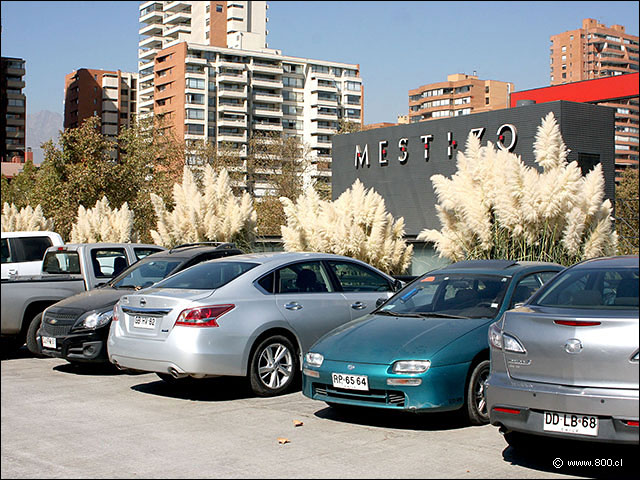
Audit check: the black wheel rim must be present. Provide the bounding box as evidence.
[474,365,490,419]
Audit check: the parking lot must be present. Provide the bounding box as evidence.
[1,348,634,479]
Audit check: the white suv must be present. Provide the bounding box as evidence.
[1,231,64,280]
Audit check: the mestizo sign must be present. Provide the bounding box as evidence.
[354,124,518,169]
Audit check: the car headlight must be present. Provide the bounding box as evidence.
[305,352,324,367]
[392,360,431,374]
[80,310,114,329]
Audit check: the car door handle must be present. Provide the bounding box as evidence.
[284,302,303,311]
[351,302,367,310]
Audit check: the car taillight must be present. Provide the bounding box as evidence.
[624,420,639,427]
[175,305,235,327]
[554,320,601,326]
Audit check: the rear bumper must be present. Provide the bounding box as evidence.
[486,372,639,444]
[107,324,248,377]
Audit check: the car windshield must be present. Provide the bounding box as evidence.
[532,267,639,309]
[378,273,510,319]
[152,261,258,290]
[110,258,183,290]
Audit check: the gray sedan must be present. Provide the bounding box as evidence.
[486,255,639,447]
[108,252,401,396]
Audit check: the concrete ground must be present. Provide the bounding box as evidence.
[1,348,635,479]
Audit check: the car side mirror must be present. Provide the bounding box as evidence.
[393,279,403,292]
[376,297,387,308]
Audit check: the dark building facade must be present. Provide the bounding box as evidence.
[332,101,616,274]
[1,56,26,164]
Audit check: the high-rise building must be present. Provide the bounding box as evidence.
[1,56,26,164]
[549,18,639,86]
[63,69,138,160]
[408,73,513,124]
[137,1,363,194]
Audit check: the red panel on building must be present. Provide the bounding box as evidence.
[510,73,639,107]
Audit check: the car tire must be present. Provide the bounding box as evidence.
[26,313,45,357]
[464,359,490,425]
[249,335,298,397]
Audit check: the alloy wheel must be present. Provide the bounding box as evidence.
[257,342,293,389]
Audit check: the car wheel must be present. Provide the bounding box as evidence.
[26,313,45,357]
[249,335,298,397]
[465,359,490,425]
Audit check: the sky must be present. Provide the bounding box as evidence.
[1,1,638,127]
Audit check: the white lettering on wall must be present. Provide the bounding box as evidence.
[354,144,369,168]
[378,140,388,165]
[421,135,433,161]
[398,138,408,163]
[496,124,517,151]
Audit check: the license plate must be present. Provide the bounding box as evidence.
[133,315,157,330]
[41,336,56,349]
[332,373,369,391]
[543,411,599,436]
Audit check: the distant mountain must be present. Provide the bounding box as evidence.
[26,110,63,164]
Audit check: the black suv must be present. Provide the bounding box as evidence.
[38,243,244,364]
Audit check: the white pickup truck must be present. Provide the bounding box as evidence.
[0,242,164,355]
[1,231,65,280]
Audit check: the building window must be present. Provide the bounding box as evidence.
[216,4,223,12]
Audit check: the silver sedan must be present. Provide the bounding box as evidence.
[108,252,401,396]
[486,255,639,447]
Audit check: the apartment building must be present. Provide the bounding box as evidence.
[511,73,639,181]
[137,1,363,194]
[550,18,639,85]
[408,73,513,124]
[1,56,26,164]
[63,68,138,150]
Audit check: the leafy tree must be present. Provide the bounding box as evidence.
[615,168,639,255]
[0,158,39,208]
[418,113,617,265]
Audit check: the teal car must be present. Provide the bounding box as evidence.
[302,260,563,425]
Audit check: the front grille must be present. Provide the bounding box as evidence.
[314,383,406,407]
[40,310,79,337]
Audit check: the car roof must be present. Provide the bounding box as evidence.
[201,251,384,268]
[435,259,563,276]
[142,242,243,260]
[570,255,639,270]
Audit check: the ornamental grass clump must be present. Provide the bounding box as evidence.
[280,180,413,275]
[1,202,54,232]
[149,165,257,248]
[70,196,136,243]
[418,112,617,265]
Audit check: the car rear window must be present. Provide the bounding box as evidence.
[533,267,639,309]
[111,258,183,290]
[42,251,81,274]
[153,261,258,290]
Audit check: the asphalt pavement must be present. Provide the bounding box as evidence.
[1,347,635,479]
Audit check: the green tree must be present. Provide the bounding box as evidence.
[615,168,639,255]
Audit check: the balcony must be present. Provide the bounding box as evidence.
[218,102,247,113]
[139,35,163,49]
[311,124,336,135]
[139,47,159,61]
[164,10,191,25]
[218,72,247,83]
[218,132,247,143]
[314,109,338,120]
[311,92,338,106]
[218,86,247,98]
[139,23,162,36]
[310,78,337,93]
[218,117,247,128]
[310,136,332,148]
[253,106,283,117]
[164,23,191,39]
[253,92,283,103]
[163,1,190,13]
[253,121,283,132]
[251,62,284,75]
[251,77,283,89]
[140,9,163,25]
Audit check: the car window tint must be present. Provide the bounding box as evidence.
[1,238,11,263]
[534,267,639,309]
[509,273,543,309]
[16,236,53,263]
[327,261,391,292]
[154,261,258,290]
[112,259,182,289]
[537,271,559,284]
[257,272,275,294]
[277,261,333,293]
[42,251,81,274]
[134,247,163,261]
[91,249,128,279]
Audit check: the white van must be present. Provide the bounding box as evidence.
[1,231,65,280]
